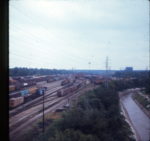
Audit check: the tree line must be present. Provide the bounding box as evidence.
[113,71,150,96]
[114,70,149,79]
[10,67,72,76]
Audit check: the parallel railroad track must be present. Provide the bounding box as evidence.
[9,86,63,117]
[9,85,88,137]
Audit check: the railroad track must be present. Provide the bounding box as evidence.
[9,81,77,117]
[31,94,57,107]
[9,81,91,140]
[10,88,78,130]
[9,81,78,125]
[9,98,61,132]
[9,86,63,117]
[9,84,76,128]
[9,85,89,138]
[10,85,96,141]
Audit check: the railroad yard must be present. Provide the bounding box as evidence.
[9,74,104,141]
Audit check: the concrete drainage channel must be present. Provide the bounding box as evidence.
[119,89,150,141]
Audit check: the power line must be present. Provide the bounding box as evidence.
[10,5,90,63]
[10,24,89,66]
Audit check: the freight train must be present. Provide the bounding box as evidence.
[9,87,46,108]
[61,79,70,86]
[57,82,83,97]
[9,86,38,98]
[9,81,36,92]
[9,75,56,92]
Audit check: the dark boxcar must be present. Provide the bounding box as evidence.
[61,79,70,86]
[37,88,45,95]
[57,90,62,97]
[47,78,55,83]
[70,86,78,92]
[15,83,22,90]
[9,91,21,98]
[76,83,82,88]
[57,87,72,97]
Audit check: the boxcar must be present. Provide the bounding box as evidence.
[9,85,16,92]
[28,87,38,94]
[20,89,29,96]
[9,97,24,108]
[37,88,45,95]
[57,87,73,97]
[61,79,70,86]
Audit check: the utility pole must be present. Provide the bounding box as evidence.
[42,88,45,135]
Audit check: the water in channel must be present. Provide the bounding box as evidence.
[121,94,150,141]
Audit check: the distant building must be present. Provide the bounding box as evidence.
[125,67,133,72]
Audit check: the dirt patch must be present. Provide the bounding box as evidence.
[47,112,62,120]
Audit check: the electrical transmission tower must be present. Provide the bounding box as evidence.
[105,56,109,88]
[105,56,109,74]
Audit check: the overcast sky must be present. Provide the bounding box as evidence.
[9,0,149,70]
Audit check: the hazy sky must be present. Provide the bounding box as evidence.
[9,0,149,70]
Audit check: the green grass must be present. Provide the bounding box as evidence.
[133,93,150,111]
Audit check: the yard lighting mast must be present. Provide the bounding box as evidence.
[88,62,91,73]
[42,88,45,135]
